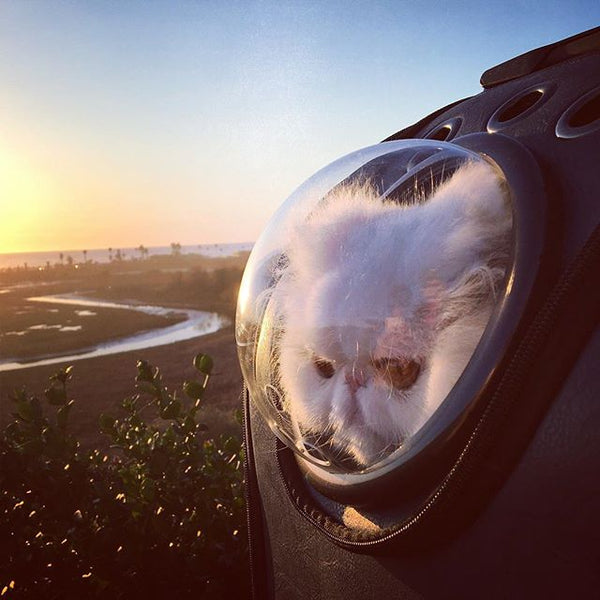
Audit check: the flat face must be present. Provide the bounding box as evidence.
[237,140,513,475]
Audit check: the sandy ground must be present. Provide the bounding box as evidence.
[0,326,244,448]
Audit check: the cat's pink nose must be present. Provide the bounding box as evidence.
[345,368,368,393]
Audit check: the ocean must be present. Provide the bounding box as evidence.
[0,242,254,271]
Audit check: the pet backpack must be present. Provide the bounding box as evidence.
[237,28,600,599]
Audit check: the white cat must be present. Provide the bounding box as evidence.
[270,161,512,469]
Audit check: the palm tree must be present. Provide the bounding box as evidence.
[59,252,64,265]
[108,247,113,262]
[170,242,182,257]
[83,249,88,263]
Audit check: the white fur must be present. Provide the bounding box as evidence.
[270,161,512,468]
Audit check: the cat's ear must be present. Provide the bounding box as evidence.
[430,161,511,232]
[284,218,341,278]
[285,183,383,278]
[426,161,512,287]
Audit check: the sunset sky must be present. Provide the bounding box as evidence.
[1,1,599,254]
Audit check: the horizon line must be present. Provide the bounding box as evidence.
[0,241,255,258]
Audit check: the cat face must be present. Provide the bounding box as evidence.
[272,161,512,469]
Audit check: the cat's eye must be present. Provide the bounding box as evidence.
[313,357,335,379]
[373,357,421,390]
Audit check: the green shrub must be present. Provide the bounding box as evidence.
[0,356,248,599]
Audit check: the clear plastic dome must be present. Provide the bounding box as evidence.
[237,140,513,477]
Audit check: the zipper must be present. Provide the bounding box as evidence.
[242,386,270,598]
[274,223,600,549]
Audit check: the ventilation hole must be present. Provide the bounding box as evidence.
[497,90,543,123]
[429,125,452,141]
[568,92,600,128]
[487,84,554,133]
[424,117,461,141]
[556,86,600,139]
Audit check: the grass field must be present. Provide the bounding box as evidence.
[0,252,248,447]
[0,327,244,449]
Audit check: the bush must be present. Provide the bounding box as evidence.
[0,356,248,599]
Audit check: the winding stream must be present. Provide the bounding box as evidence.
[0,294,229,372]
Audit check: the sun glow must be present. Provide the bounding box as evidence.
[0,146,61,254]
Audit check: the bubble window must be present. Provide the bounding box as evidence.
[237,140,514,479]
